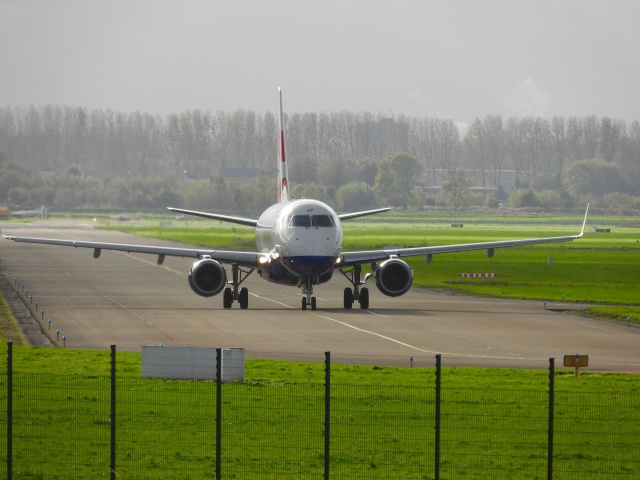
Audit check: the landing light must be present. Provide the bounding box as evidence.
[258,256,269,264]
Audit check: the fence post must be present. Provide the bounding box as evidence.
[7,342,12,480]
[547,358,555,480]
[324,351,331,480]
[110,345,116,480]
[216,348,222,480]
[434,354,441,480]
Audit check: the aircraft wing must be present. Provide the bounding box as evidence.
[1,233,262,268]
[341,205,589,267]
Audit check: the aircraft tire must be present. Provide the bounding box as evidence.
[343,288,353,309]
[301,297,307,311]
[223,288,233,309]
[239,287,249,309]
[359,287,369,309]
[311,297,317,310]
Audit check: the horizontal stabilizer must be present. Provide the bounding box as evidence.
[338,207,391,221]
[167,207,258,227]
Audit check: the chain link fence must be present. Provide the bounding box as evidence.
[2,344,639,479]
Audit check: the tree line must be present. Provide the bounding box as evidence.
[1,105,639,213]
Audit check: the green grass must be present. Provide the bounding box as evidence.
[1,345,639,478]
[0,291,26,346]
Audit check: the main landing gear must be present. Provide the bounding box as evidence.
[223,264,254,309]
[339,264,370,310]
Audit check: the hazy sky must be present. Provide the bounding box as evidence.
[1,1,639,124]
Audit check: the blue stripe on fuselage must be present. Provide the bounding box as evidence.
[283,256,335,275]
[259,256,336,285]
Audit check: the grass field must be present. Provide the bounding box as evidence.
[0,294,26,345]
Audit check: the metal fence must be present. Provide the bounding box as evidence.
[2,343,639,479]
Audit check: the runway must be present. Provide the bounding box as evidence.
[2,221,639,371]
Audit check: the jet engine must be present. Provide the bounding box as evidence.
[188,258,227,297]
[375,257,413,297]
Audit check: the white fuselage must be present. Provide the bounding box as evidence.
[255,199,343,285]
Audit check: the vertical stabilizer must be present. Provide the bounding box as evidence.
[277,87,290,203]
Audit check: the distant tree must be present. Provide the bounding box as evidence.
[182,178,225,211]
[440,168,474,211]
[462,119,488,187]
[481,114,506,187]
[600,192,640,211]
[291,182,329,203]
[408,186,428,209]
[318,157,347,188]
[8,187,29,205]
[0,163,42,204]
[536,189,576,209]
[334,181,376,211]
[288,154,318,184]
[65,164,83,177]
[562,158,624,196]
[350,158,379,186]
[374,152,422,208]
[409,117,460,186]
[628,121,640,170]
[238,169,277,214]
[508,188,540,208]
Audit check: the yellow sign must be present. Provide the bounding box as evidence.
[564,354,589,368]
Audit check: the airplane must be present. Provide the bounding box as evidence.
[11,205,48,219]
[2,89,589,311]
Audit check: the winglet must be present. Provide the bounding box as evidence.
[277,87,290,203]
[576,203,589,238]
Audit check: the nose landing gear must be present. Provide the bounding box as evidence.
[301,295,317,311]
[301,274,317,311]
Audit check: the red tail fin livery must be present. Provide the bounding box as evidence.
[277,87,289,203]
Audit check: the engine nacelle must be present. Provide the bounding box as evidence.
[375,257,413,297]
[188,258,227,297]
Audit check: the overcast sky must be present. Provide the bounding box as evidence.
[1,1,639,125]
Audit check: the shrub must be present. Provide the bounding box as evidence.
[537,189,576,209]
[508,189,540,208]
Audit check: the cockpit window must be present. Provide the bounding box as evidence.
[289,215,311,227]
[312,215,334,227]
[288,214,334,228]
